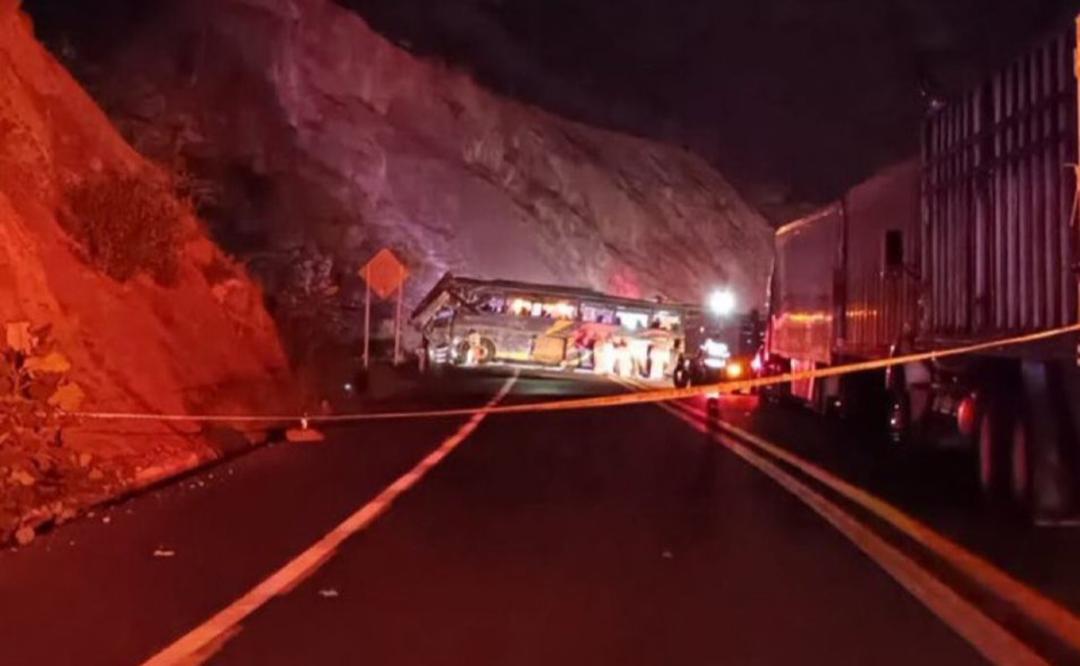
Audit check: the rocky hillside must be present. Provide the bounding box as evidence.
[69,0,773,341]
[0,1,289,538]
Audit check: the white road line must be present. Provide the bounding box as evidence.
[142,373,519,666]
[654,398,1046,665]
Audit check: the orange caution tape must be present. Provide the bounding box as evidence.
[68,322,1080,425]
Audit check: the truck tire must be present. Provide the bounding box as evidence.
[1009,411,1033,509]
[885,363,914,446]
[886,386,911,446]
[976,407,1009,499]
[839,370,889,435]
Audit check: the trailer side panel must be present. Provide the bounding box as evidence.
[922,26,1078,344]
[770,205,842,366]
[839,160,921,360]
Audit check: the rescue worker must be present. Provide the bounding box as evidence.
[417,336,430,374]
[594,334,616,374]
[642,318,674,380]
[614,337,633,378]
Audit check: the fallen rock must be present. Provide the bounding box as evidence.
[14,526,34,545]
[286,427,325,443]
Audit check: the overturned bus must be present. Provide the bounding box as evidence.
[410,274,696,380]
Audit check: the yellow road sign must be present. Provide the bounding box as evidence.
[360,249,408,300]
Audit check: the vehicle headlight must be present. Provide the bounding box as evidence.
[701,339,730,358]
[725,362,744,379]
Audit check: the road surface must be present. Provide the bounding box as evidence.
[0,369,1077,664]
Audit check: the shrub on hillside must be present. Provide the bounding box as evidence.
[64,171,187,284]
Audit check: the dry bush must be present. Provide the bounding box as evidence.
[0,323,81,452]
[64,171,187,284]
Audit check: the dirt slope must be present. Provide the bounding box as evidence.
[0,1,290,539]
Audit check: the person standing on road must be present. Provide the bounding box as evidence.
[465,330,482,365]
[417,336,430,373]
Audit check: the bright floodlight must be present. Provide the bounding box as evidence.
[708,289,736,317]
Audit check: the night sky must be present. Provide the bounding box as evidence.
[26,0,1080,218]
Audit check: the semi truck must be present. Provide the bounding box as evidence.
[764,18,1080,518]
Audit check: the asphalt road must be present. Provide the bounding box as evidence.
[0,368,1075,665]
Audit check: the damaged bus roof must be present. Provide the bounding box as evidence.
[411,273,697,326]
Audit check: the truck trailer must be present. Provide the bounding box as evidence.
[765,19,1080,518]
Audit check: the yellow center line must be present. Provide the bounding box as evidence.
[613,375,1080,661]
[678,394,1080,655]
[654,397,1045,665]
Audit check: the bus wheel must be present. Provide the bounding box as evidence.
[976,407,1008,499]
[1008,410,1033,509]
[477,339,497,364]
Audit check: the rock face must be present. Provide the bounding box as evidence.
[86,0,773,339]
[0,4,289,431]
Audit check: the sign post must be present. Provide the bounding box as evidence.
[394,263,405,364]
[358,249,409,369]
[363,266,371,369]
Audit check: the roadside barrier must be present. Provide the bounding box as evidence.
[68,322,1080,426]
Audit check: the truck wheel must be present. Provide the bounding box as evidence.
[1009,413,1033,509]
[976,408,1008,499]
[886,387,911,446]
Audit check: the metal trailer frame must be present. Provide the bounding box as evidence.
[898,17,1080,517]
[767,17,1080,517]
[767,161,921,411]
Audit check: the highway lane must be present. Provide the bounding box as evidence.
[0,369,1067,664]
[696,392,1080,622]
[199,381,984,665]
[0,370,531,665]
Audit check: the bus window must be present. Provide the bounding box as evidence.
[510,298,534,316]
[477,295,506,314]
[431,308,453,331]
[542,302,578,320]
[654,311,682,331]
[617,311,649,330]
[582,303,615,323]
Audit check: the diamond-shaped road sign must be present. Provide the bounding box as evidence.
[360,249,408,300]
